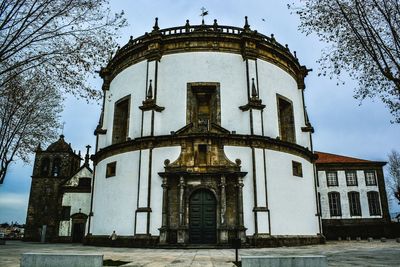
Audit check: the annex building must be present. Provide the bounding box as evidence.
[24,18,391,246]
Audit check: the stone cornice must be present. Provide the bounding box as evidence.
[100,22,309,91]
[316,162,386,169]
[92,133,316,164]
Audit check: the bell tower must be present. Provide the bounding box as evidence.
[24,135,81,242]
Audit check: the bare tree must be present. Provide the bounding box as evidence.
[289,0,400,122]
[0,0,127,99]
[0,0,126,183]
[388,150,400,205]
[0,70,62,184]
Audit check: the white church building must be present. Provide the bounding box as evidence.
[86,17,322,247]
[25,18,392,247]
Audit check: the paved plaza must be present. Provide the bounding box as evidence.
[0,240,399,267]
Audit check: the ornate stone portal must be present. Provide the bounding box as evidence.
[158,132,247,244]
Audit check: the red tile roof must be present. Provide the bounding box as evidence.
[315,151,373,164]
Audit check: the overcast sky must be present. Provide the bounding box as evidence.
[0,0,399,224]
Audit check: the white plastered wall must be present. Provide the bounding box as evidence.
[256,59,310,148]
[100,52,310,149]
[225,146,319,236]
[91,147,181,236]
[58,192,91,236]
[98,61,147,149]
[91,152,140,235]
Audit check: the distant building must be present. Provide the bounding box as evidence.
[316,152,391,239]
[24,135,92,243]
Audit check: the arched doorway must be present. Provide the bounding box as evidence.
[189,189,217,244]
[70,213,87,243]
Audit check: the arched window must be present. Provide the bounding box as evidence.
[348,191,361,216]
[40,158,50,176]
[367,191,381,215]
[328,192,342,216]
[52,158,61,177]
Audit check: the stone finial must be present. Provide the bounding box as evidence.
[185,19,190,32]
[213,19,218,30]
[146,80,153,99]
[235,159,241,166]
[153,17,159,31]
[84,145,91,166]
[244,16,250,30]
[251,78,258,98]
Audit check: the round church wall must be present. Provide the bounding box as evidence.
[87,18,323,247]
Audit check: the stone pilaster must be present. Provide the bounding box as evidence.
[159,177,168,244]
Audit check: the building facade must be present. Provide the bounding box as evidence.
[24,136,92,243]
[86,18,323,247]
[316,152,391,239]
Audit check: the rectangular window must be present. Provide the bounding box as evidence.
[367,191,381,215]
[328,192,342,216]
[112,96,130,144]
[198,144,207,165]
[365,170,377,186]
[346,171,358,186]
[106,162,117,178]
[348,192,362,216]
[292,161,303,177]
[326,171,338,186]
[277,95,296,143]
[61,206,71,221]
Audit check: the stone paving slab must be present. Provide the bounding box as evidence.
[0,240,399,267]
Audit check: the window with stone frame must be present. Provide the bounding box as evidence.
[277,95,296,143]
[61,206,71,221]
[365,170,377,186]
[52,158,61,177]
[187,83,220,132]
[112,96,130,144]
[345,171,358,186]
[326,171,338,186]
[106,162,116,178]
[367,191,381,215]
[328,192,342,216]
[292,161,303,177]
[348,191,362,216]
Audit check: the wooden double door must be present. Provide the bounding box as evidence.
[189,189,217,244]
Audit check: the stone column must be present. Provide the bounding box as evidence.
[219,175,228,243]
[177,176,187,244]
[236,176,246,242]
[159,177,168,244]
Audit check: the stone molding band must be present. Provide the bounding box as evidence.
[92,133,316,164]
